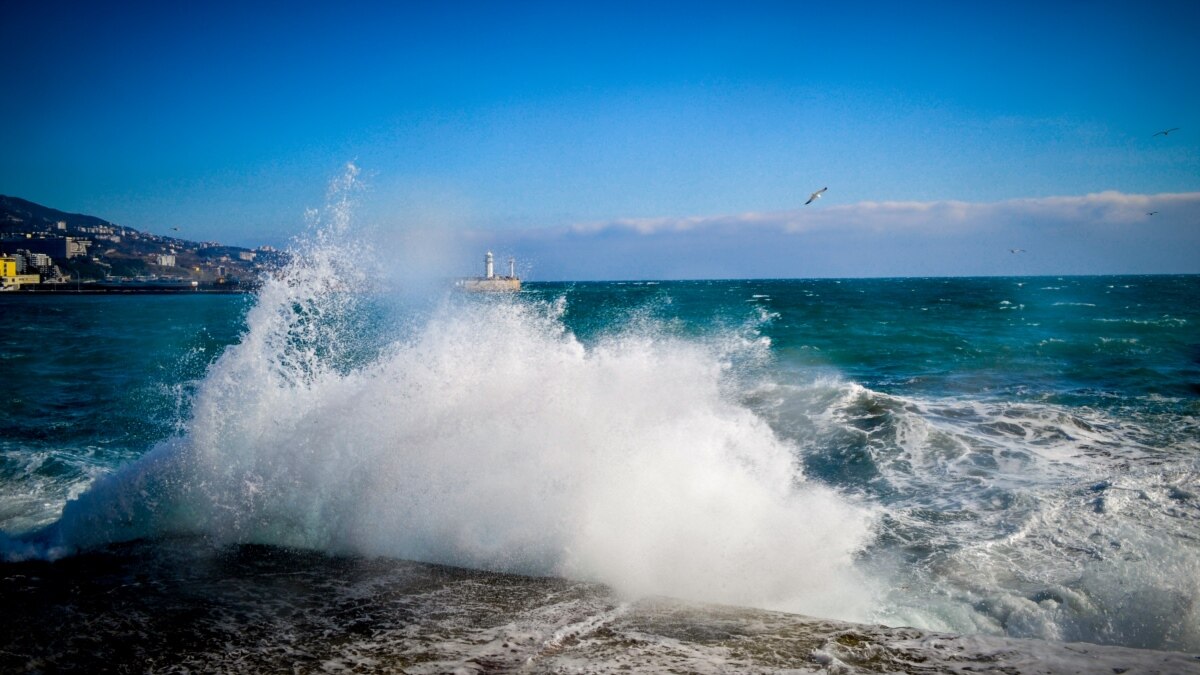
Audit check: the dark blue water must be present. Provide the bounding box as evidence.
[0,295,251,532]
[526,276,1200,403]
[1,274,1198,655]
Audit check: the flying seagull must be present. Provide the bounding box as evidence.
[805,187,828,205]
[1147,211,1159,216]
[1153,128,1180,137]
[1009,248,1025,254]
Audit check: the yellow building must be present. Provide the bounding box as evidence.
[0,257,40,290]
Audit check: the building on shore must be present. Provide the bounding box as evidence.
[0,256,41,290]
[0,236,91,260]
[455,251,521,292]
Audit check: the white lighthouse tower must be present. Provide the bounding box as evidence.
[457,251,520,292]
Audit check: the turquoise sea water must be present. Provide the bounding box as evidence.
[2,270,1198,667]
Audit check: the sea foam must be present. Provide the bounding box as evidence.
[26,178,880,622]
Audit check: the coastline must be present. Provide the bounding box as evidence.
[3,538,1197,674]
[4,289,248,295]
[3,283,250,294]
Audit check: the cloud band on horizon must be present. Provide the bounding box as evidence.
[452,191,1200,281]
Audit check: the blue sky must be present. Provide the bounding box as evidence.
[2,1,1197,279]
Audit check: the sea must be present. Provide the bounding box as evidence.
[2,222,1199,672]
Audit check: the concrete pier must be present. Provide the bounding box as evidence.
[456,251,521,291]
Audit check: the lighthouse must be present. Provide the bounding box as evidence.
[456,251,521,292]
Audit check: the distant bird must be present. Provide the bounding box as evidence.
[1009,248,1025,254]
[1147,211,1159,216]
[171,226,180,231]
[1153,128,1180,137]
[805,187,828,205]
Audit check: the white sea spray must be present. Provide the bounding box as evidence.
[27,166,881,622]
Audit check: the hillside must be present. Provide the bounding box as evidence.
[1,195,286,285]
[0,195,118,233]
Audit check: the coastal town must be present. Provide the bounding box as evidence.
[0,195,285,292]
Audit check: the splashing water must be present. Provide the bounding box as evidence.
[10,171,1198,653]
[22,167,879,622]
[752,377,1200,651]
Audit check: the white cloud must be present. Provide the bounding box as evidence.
[563,191,1200,238]
[454,191,1200,280]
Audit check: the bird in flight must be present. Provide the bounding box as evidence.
[1147,211,1159,216]
[1009,248,1025,254]
[805,187,828,205]
[1153,128,1180,137]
